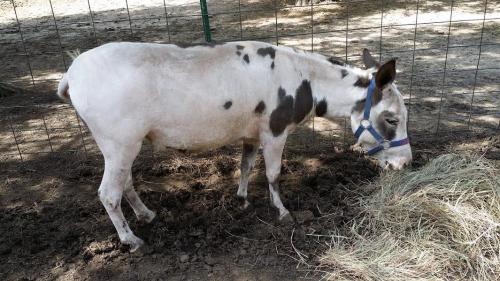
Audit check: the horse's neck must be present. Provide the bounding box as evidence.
[292,52,368,118]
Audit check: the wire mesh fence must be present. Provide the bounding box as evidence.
[0,0,498,162]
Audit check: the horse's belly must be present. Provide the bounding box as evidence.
[147,115,260,151]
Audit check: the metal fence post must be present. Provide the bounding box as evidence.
[199,0,212,42]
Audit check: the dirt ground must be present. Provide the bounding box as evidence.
[0,0,499,280]
[0,130,498,281]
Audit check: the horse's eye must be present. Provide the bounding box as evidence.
[385,118,399,126]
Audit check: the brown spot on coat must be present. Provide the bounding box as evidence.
[278,87,286,99]
[236,45,244,56]
[223,101,233,109]
[327,57,344,66]
[293,80,313,124]
[271,61,275,69]
[352,99,366,113]
[257,47,276,59]
[254,101,266,114]
[341,69,348,79]
[315,99,327,117]
[269,80,314,136]
[354,77,371,88]
[270,88,294,137]
[243,54,250,63]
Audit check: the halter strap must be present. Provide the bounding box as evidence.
[354,79,409,156]
[364,79,377,120]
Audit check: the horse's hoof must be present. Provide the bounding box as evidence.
[123,236,145,253]
[236,196,250,210]
[241,200,250,210]
[129,242,143,253]
[138,210,156,224]
[278,212,294,225]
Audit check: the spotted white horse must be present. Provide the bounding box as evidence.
[57,41,412,251]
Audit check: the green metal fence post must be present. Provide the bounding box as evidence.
[199,0,212,42]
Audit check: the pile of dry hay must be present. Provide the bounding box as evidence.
[318,154,500,281]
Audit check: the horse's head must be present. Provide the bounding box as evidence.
[350,49,412,170]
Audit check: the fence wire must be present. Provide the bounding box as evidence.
[0,0,498,162]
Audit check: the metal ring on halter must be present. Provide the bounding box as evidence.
[360,119,371,129]
[381,140,391,149]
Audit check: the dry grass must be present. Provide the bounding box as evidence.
[318,154,500,281]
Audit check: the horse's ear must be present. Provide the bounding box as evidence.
[362,49,380,69]
[375,59,396,89]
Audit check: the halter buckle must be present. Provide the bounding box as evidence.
[360,119,371,129]
[381,140,391,149]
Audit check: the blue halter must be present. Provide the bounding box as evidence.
[353,79,409,156]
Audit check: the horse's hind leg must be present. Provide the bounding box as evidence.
[237,141,259,208]
[261,133,291,221]
[124,172,156,223]
[97,139,144,252]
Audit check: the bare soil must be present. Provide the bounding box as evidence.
[1,131,499,281]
